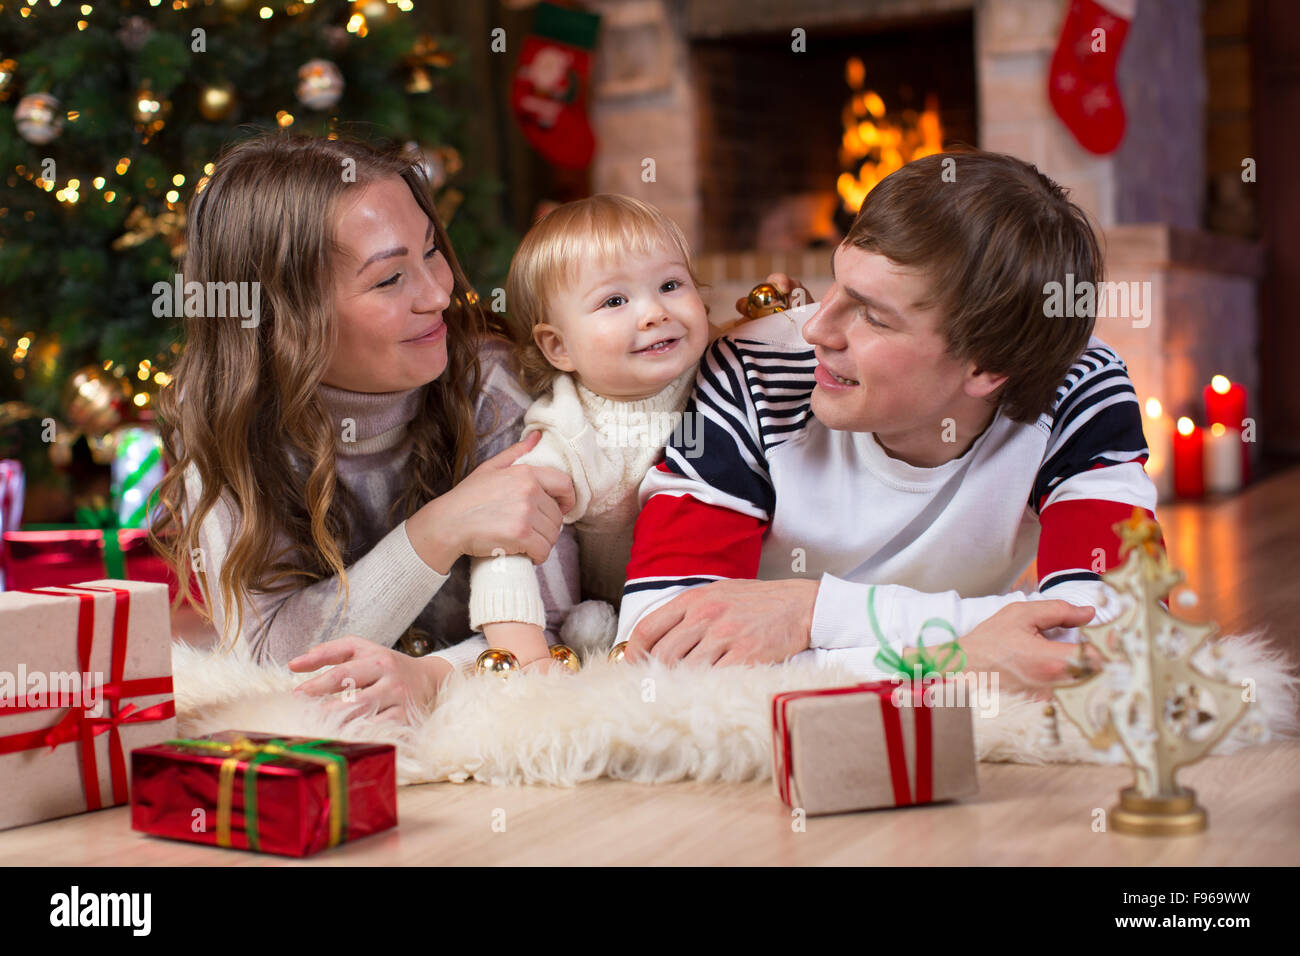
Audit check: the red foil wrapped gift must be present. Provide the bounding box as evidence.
[131,731,397,856]
[2,527,180,598]
[772,681,979,816]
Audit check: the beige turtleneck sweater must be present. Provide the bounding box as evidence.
[189,338,580,670]
[468,365,696,629]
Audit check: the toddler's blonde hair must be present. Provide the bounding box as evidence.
[504,194,703,394]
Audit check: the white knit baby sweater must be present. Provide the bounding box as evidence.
[469,365,697,628]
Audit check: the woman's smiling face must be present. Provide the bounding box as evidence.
[325,176,454,393]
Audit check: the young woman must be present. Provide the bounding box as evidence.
[154,132,580,722]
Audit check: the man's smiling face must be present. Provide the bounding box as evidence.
[801,242,975,445]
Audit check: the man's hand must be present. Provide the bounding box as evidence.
[626,578,819,666]
[959,600,1102,697]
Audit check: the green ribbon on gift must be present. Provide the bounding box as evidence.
[867,585,966,681]
[73,505,126,580]
[164,736,349,852]
[115,430,162,529]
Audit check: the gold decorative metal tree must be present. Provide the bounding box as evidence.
[1053,508,1250,835]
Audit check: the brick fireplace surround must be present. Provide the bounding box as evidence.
[585,0,1263,440]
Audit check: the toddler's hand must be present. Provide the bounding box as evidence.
[732,272,813,318]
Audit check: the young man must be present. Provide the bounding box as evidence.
[616,150,1157,686]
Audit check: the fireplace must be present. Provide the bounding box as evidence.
[587,0,1263,469]
[690,12,977,252]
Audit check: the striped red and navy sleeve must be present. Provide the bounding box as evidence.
[1032,340,1159,593]
[615,333,817,641]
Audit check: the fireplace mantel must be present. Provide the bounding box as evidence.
[1103,224,1266,279]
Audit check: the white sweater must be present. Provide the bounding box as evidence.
[468,366,697,629]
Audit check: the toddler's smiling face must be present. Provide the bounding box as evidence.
[533,243,710,400]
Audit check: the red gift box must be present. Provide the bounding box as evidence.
[0,460,23,591]
[2,528,182,600]
[772,680,978,816]
[131,731,398,857]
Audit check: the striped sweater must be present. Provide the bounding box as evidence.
[616,307,1158,678]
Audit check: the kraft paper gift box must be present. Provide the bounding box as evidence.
[0,579,176,830]
[772,681,979,816]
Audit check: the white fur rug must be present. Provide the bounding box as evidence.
[170,630,1298,788]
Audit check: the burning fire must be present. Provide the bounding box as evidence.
[837,56,944,214]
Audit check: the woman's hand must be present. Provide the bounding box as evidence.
[407,431,576,574]
[289,637,453,724]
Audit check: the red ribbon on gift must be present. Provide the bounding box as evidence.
[0,585,175,811]
[771,680,933,808]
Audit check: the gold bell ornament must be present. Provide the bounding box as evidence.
[475,647,521,677]
[745,283,789,319]
[63,365,131,437]
[198,83,237,122]
[549,644,581,672]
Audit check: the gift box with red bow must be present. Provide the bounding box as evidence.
[1,502,186,600]
[131,731,397,857]
[0,579,176,830]
[772,680,979,816]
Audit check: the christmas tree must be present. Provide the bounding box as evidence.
[0,0,516,508]
[1053,508,1255,834]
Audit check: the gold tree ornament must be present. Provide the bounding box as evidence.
[745,283,789,319]
[198,83,237,121]
[1053,508,1251,835]
[112,205,186,256]
[475,647,521,677]
[549,644,581,672]
[62,365,131,436]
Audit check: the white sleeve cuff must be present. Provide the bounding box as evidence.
[809,573,878,651]
[429,634,490,673]
[468,553,547,629]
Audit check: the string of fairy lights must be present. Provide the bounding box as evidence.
[1,0,432,417]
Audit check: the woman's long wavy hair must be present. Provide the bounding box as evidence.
[151,131,500,647]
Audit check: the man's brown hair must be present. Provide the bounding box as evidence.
[844,149,1102,423]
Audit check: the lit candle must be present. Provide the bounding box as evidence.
[1142,397,1174,503]
[1203,422,1243,494]
[1172,417,1204,499]
[1204,374,1250,483]
[1203,375,1247,428]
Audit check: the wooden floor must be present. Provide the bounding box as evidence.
[3,469,1299,866]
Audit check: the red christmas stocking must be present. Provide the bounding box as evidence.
[511,3,601,169]
[1048,0,1132,154]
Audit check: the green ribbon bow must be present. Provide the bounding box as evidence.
[868,585,967,681]
[165,737,349,852]
[73,504,125,580]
